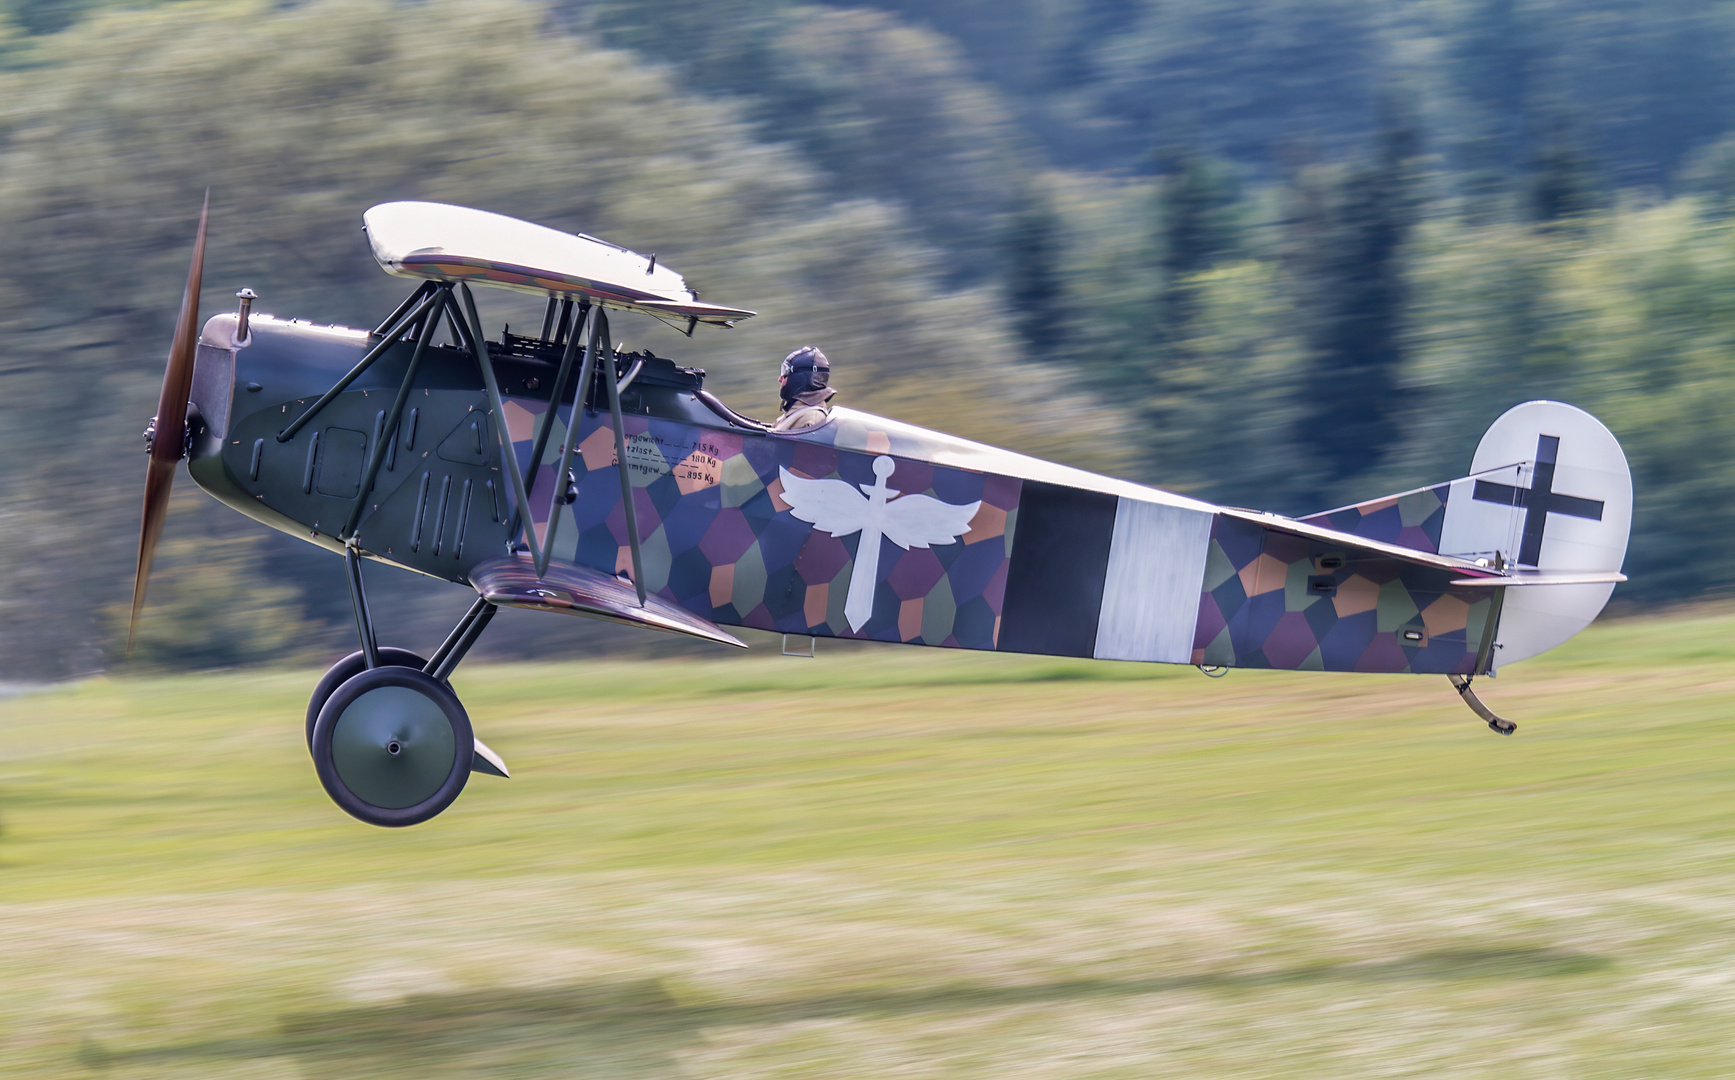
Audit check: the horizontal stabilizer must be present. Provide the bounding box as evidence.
[469,554,747,648]
[1449,569,1628,587]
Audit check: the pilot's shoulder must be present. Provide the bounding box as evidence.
[772,406,831,432]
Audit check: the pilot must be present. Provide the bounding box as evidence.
[772,345,836,432]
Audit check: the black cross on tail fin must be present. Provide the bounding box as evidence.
[1470,434,1605,566]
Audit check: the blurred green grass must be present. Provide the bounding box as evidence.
[4,610,1735,1077]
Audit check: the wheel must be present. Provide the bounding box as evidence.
[305,648,432,750]
[310,666,474,827]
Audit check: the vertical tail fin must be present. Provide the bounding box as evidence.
[1436,400,1632,668]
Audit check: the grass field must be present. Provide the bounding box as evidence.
[3,610,1735,1078]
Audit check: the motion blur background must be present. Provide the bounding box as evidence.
[1,0,1731,676]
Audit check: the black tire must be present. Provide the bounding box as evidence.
[310,666,473,828]
[305,648,432,750]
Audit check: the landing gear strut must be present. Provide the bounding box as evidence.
[306,548,505,826]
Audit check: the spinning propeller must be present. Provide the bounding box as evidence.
[128,192,209,653]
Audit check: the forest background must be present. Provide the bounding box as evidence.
[1,0,1732,677]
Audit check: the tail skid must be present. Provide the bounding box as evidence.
[1449,674,1517,736]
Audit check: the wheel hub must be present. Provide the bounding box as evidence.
[330,685,456,809]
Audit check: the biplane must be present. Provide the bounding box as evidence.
[131,198,1632,827]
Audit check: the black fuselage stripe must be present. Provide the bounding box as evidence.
[998,482,1118,657]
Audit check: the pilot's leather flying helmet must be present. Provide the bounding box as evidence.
[780,346,830,408]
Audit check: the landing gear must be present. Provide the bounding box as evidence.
[307,548,505,826]
[311,665,474,827]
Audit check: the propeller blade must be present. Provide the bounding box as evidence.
[128,192,209,654]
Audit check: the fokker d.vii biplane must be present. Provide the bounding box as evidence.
[131,198,1632,827]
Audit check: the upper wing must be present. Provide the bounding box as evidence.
[881,494,983,550]
[779,467,871,537]
[364,201,755,327]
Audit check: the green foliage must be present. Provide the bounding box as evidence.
[1004,181,1068,360]
[758,8,1024,275]
[0,0,1109,678]
[1090,0,1388,168]
[1293,112,1422,492]
[1143,258,1313,508]
[574,1,1026,280]
[1448,0,1530,170]
[1156,150,1240,283]
[2,0,88,35]
[1396,201,1735,600]
[120,530,308,671]
[1681,133,1735,215]
[1528,116,1600,224]
[1153,147,1241,349]
[842,0,1735,192]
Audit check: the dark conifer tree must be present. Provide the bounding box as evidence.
[1453,0,1532,171]
[1295,107,1420,493]
[1156,148,1238,337]
[1529,114,1599,223]
[1006,183,1068,361]
[1139,149,1241,488]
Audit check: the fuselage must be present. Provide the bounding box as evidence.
[188,311,1497,673]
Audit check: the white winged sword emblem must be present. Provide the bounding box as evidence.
[779,456,982,631]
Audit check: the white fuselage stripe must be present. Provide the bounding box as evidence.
[1093,499,1216,664]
